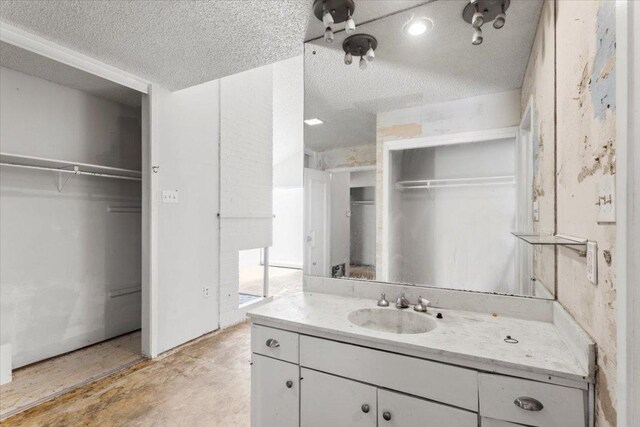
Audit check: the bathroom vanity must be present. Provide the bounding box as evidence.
[248,291,594,427]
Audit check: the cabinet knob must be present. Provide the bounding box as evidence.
[266,338,280,348]
[286,380,293,389]
[361,404,370,413]
[514,396,544,411]
[382,411,392,421]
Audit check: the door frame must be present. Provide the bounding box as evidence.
[516,97,535,295]
[616,1,640,425]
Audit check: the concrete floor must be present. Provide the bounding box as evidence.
[1,269,302,426]
[0,332,142,420]
[2,322,253,427]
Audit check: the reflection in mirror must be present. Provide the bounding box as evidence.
[304,0,556,298]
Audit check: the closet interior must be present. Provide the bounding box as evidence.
[0,41,144,418]
[386,137,517,293]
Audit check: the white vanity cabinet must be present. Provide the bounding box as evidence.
[377,389,477,426]
[250,323,590,427]
[251,354,299,427]
[300,368,377,427]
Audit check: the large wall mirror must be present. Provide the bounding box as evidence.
[304,0,558,299]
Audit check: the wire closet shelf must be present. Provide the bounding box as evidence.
[0,152,142,192]
[395,175,516,191]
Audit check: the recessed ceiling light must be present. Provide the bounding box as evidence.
[403,16,434,37]
[304,118,324,126]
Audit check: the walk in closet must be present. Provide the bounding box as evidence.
[0,41,144,416]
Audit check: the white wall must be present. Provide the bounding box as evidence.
[271,188,303,268]
[271,56,304,269]
[0,67,142,367]
[219,63,273,328]
[154,80,220,354]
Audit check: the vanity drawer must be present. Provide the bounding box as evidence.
[252,324,299,364]
[478,373,587,427]
[299,335,478,411]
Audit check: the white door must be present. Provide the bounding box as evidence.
[301,368,376,427]
[377,389,477,427]
[304,168,330,277]
[251,354,299,427]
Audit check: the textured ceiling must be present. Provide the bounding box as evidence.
[0,41,141,107]
[304,0,543,152]
[0,1,426,91]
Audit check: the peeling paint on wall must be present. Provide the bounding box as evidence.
[377,123,422,140]
[317,144,376,170]
[590,0,616,119]
[555,1,618,426]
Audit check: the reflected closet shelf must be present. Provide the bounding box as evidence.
[396,175,515,191]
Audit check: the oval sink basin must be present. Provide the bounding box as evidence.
[348,308,437,334]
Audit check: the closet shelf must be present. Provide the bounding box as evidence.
[0,152,142,191]
[396,175,515,190]
[351,200,374,205]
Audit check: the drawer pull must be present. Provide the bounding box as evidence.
[514,396,544,411]
[382,411,392,421]
[361,404,370,413]
[265,338,280,348]
[286,380,293,389]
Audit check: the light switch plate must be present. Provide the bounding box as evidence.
[586,241,597,285]
[597,175,615,223]
[162,190,178,203]
[532,200,540,222]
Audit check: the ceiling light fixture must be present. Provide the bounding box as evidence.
[313,0,356,44]
[462,0,510,45]
[402,16,434,37]
[342,34,377,69]
[493,6,506,29]
[324,27,334,43]
[344,51,353,65]
[304,118,324,126]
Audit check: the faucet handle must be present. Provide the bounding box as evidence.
[414,296,429,313]
[377,292,390,307]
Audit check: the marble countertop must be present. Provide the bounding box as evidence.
[247,292,591,384]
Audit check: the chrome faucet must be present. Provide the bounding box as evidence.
[395,293,410,309]
[377,292,390,307]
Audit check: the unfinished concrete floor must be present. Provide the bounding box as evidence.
[1,322,253,427]
[0,332,143,420]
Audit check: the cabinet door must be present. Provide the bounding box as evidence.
[301,368,376,427]
[251,354,299,427]
[378,389,477,427]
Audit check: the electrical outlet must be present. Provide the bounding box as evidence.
[586,241,597,285]
[162,190,178,203]
[346,209,351,218]
[203,287,210,298]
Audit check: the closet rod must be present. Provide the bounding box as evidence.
[0,162,142,182]
[396,175,515,186]
[399,180,515,190]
